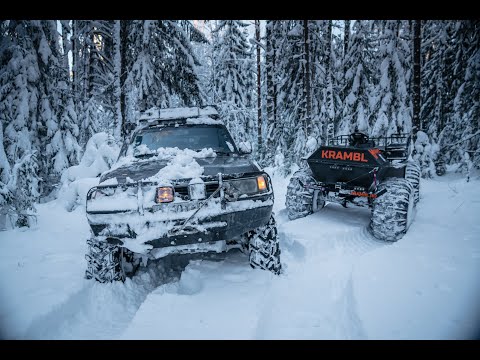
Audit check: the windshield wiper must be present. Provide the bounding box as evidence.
[214,150,233,156]
[134,153,156,159]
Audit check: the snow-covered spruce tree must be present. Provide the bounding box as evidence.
[419,21,454,176]
[274,21,334,173]
[127,20,172,111]
[339,20,375,136]
[329,22,345,140]
[50,81,81,178]
[192,21,214,104]
[0,22,13,215]
[125,20,203,128]
[212,20,255,144]
[46,22,82,183]
[460,21,480,169]
[0,120,13,228]
[0,21,47,223]
[443,21,480,171]
[264,20,284,163]
[113,20,127,140]
[158,21,204,107]
[73,20,115,145]
[370,20,412,136]
[274,21,311,172]
[318,20,338,143]
[308,20,329,146]
[254,20,263,160]
[421,22,451,146]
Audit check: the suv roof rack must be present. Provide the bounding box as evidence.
[138,105,219,124]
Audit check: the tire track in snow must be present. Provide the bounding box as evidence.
[23,256,190,339]
[255,203,383,339]
[120,250,275,339]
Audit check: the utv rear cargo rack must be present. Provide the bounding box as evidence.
[328,133,412,161]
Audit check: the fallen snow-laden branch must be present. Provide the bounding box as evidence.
[440,130,480,152]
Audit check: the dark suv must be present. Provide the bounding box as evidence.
[85,106,281,282]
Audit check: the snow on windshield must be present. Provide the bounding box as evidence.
[112,147,216,173]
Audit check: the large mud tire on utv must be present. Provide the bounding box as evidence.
[85,239,139,283]
[369,178,415,242]
[405,161,421,206]
[248,215,282,275]
[285,168,324,220]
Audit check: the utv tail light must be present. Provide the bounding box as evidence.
[156,187,174,203]
[257,176,267,192]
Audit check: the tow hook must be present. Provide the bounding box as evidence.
[169,173,225,235]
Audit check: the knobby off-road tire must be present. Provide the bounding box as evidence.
[285,168,324,220]
[405,161,421,206]
[369,178,415,242]
[248,215,282,275]
[85,238,138,283]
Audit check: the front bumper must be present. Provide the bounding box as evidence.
[88,198,272,249]
[86,173,274,252]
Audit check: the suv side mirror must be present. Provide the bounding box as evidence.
[125,122,137,132]
[238,141,252,155]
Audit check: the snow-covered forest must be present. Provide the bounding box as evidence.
[1,20,479,228]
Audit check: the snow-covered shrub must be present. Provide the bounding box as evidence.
[0,151,40,229]
[413,131,438,179]
[57,133,120,211]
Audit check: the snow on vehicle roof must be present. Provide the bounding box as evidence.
[139,106,218,122]
[186,116,222,125]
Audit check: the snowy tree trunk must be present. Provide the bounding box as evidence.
[60,21,71,84]
[304,20,312,137]
[344,20,350,61]
[325,21,335,142]
[413,20,422,134]
[114,20,128,140]
[72,21,79,107]
[265,21,277,155]
[255,20,262,157]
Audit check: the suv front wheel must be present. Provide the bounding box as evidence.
[247,214,282,275]
[85,238,140,283]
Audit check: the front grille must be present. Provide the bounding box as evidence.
[206,183,220,197]
[174,186,189,199]
[174,182,219,201]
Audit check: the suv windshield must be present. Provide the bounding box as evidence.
[131,125,236,157]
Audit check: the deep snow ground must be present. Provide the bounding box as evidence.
[0,171,479,339]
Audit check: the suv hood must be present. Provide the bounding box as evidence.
[100,156,260,184]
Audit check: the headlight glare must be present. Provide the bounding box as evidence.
[257,175,267,192]
[156,187,174,203]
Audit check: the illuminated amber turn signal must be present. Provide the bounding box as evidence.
[156,187,174,203]
[257,176,267,191]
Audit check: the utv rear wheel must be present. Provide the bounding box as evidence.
[405,161,421,206]
[369,178,415,242]
[248,215,282,275]
[85,239,138,283]
[286,168,324,220]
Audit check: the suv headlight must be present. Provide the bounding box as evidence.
[226,175,268,197]
[91,187,115,199]
[256,175,267,191]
